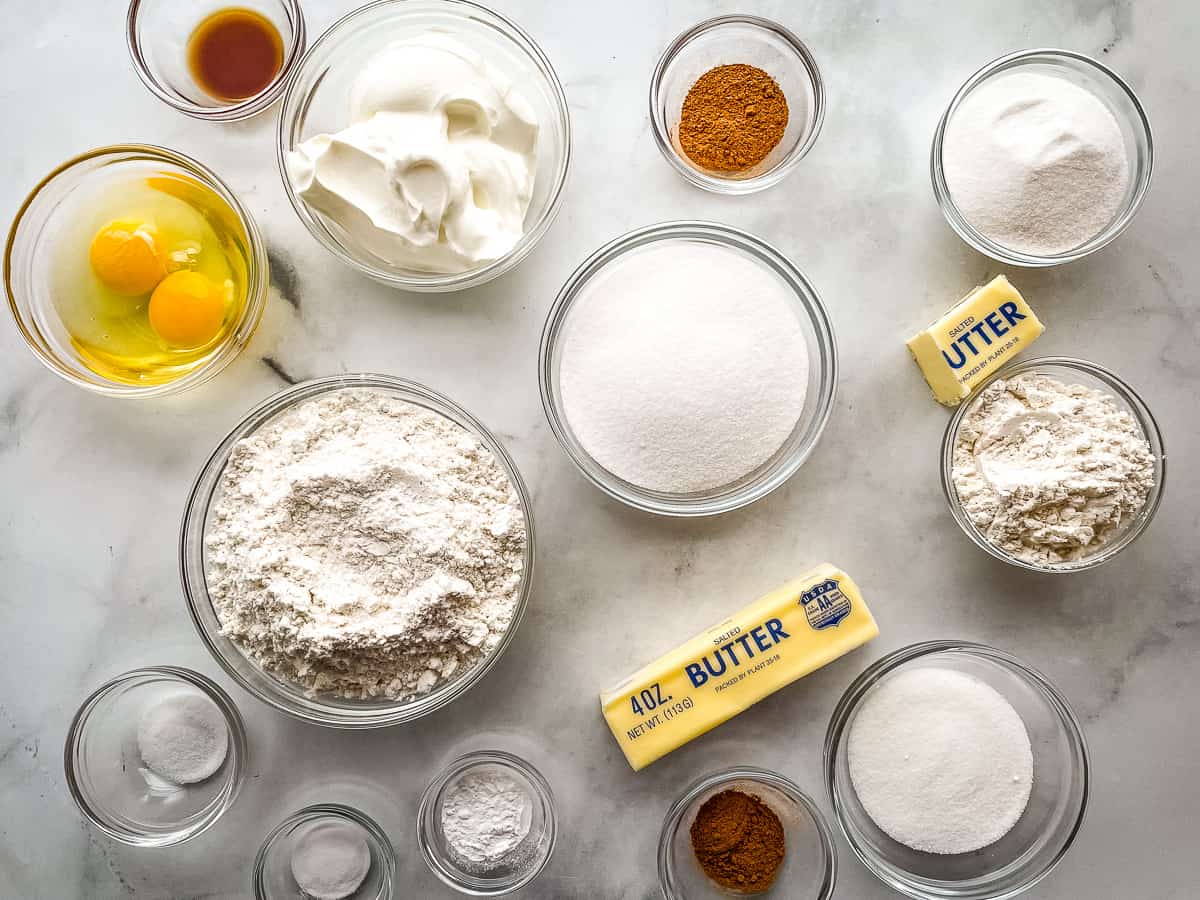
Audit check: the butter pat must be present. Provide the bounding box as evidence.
[600,564,878,771]
[907,275,1044,405]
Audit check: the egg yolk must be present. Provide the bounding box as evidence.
[148,271,227,347]
[89,220,165,296]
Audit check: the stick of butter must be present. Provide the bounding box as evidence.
[907,275,1044,406]
[599,563,878,771]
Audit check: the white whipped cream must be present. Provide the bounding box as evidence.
[288,34,539,274]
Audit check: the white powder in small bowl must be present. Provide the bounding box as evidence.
[559,240,809,494]
[290,820,371,900]
[136,692,228,785]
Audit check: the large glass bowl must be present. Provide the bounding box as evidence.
[931,49,1152,266]
[180,374,536,728]
[941,357,1165,573]
[275,0,571,292]
[4,145,268,398]
[826,642,1089,900]
[539,221,837,517]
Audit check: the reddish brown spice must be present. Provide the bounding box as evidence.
[187,8,284,101]
[690,789,786,894]
[677,64,789,173]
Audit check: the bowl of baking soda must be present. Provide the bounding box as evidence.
[417,750,557,895]
[540,221,837,516]
[932,48,1152,266]
[825,641,1090,900]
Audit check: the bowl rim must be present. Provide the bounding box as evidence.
[657,764,838,900]
[538,220,838,517]
[3,143,270,398]
[274,0,572,292]
[823,640,1090,900]
[649,14,826,195]
[63,665,248,847]
[939,355,1166,573]
[930,47,1154,267]
[179,373,537,728]
[126,0,308,122]
[253,802,397,900]
[416,748,558,895]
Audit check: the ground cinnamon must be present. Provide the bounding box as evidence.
[690,789,786,893]
[677,64,789,173]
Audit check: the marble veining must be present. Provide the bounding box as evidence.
[1,1,1198,898]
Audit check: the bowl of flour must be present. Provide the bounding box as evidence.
[180,374,535,728]
[931,49,1152,267]
[539,221,837,516]
[941,357,1165,573]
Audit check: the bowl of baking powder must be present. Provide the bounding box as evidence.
[180,373,535,728]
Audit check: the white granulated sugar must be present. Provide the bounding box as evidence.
[441,770,533,867]
[205,388,526,701]
[848,667,1034,855]
[136,692,228,785]
[559,240,809,493]
[943,71,1129,256]
[952,373,1155,565]
[290,820,371,900]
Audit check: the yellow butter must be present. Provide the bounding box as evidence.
[907,275,1044,406]
[599,563,878,771]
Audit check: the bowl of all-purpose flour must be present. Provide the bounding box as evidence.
[539,221,837,516]
[932,49,1152,266]
[941,357,1165,573]
[181,374,535,728]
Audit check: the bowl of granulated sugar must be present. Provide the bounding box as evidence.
[539,220,837,517]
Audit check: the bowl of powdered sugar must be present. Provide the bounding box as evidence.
[942,357,1165,572]
[825,642,1090,900]
[932,49,1152,266]
[180,374,534,728]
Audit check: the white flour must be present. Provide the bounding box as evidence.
[205,388,526,700]
[441,770,532,867]
[559,240,808,494]
[943,71,1129,256]
[952,373,1154,565]
[848,667,1033,855]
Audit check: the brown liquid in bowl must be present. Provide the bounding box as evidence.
[187,8,284,102]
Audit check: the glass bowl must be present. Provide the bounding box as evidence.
[941,356,1165,573]
[539,221,837,517]
[254,804,395,900]
[658,766,837,899]
[825,642,1089,900]
[276,0,571,291]
[127,0,306,121]
[64,666,248,847]
[180,373,536,728]
[650,15,825,194]
[4,144,269,398]
[931,48,1153,266]
[417,750,557,895]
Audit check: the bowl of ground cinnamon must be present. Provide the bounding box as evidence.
[658,767,837,898]
[650,16,825,194]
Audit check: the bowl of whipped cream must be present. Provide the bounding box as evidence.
[276,0,571,291]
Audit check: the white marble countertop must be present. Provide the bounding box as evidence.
[2,1,1198,898]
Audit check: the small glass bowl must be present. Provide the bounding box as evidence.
[931,48,1153,266]
[825,642,1089,900]
[4,144,269,398]
[64,666,248,847]
[254,804,396,900]
[941,356,1166,573]
[276,0,571,292]
[650,15,825,194]
[127,0,306,121]
[417,750,557,895]
[658,766,837,899]
[539,221,837,517]
[180,374,536,728]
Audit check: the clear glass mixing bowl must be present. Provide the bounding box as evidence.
[180,374,536,728]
